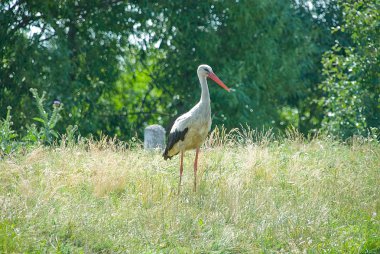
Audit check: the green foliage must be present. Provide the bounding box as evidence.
[0,0,378,139]
[0,220,19,253]
[0,89,66,156]
[27,88,63,144]
[319,0,380,138]
[0,106,18,156]
[0,0,329,139]
[138,0,320,132]
[291,0,349,134]
[0,0,143,138]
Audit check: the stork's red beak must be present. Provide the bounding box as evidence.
[208,72,230,92]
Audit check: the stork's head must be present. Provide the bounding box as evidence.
[197,64,213,77]
[197,64,230,92]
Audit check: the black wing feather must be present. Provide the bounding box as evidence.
[162,127,189,160]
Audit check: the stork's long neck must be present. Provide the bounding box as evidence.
[199,75,210,104]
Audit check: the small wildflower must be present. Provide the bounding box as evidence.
[53,99,61,108]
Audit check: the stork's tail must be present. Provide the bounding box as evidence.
[162,127,188,160]
[162,148,172,160]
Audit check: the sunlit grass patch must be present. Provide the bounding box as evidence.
[0,132,379,253]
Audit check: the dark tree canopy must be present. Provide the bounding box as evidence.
[1,0,378,140]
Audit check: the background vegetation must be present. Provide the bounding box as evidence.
[1,0,379,142]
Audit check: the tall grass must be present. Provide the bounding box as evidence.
[0,129,379,253]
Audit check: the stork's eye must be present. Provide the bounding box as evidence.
[203,68,210,73]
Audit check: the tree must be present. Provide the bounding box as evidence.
[291,0,348,134]
[131,0,320,133]
[319,0,380,138]
[4,0,372,141]
[0,0,144,137]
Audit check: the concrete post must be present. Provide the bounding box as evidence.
[144,124,166,150]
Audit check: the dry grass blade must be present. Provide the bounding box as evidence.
[0,132,379,253]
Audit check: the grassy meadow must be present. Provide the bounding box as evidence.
[1,130,379,253]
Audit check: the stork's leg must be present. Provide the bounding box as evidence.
[193,148,200,192]
[178,151,184,194]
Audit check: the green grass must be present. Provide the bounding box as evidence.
[0,133,379,253]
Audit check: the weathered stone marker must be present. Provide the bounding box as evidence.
[144,124,166,150]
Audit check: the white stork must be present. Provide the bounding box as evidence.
[163,64,230,192]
